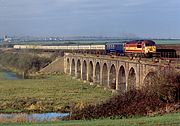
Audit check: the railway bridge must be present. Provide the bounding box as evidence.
[64,53,179,92]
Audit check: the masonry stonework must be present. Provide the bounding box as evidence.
[64,53,178,92]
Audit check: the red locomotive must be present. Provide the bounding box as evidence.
[124,40,156,57]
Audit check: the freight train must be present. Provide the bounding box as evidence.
[13,40,157,57]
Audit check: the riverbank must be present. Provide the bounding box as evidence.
[0,74,112,113]
[0,50,52,78]
[1,112,179,126]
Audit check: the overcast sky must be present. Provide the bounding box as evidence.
[0,0,179,38]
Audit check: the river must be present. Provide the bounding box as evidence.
[0,113,69,122]
[2,71,23,80]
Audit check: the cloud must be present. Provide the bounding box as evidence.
[0,0,179,38]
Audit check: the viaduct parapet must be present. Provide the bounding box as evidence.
[64,53,179,92]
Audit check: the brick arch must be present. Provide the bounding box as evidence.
[82,60,87,80]
[143,70,158,88]
[118,65,126,92]
[77,59,81,78]
[109,64,116,90]
[71,58,75,76]
[88,61,94,82]
[102,63,108,87]
[66,58,70,74]
[95,62,101,84]
[127,67,136,90]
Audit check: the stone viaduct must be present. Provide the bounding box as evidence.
[64,53,179,92]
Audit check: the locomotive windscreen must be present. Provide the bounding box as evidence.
[144,40,156,46]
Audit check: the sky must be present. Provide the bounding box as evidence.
[0,0,180,38]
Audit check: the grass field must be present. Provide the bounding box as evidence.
[0,72,179,125]
[0,72,5,80]
[0,112,179,126]
[0,74,112,113]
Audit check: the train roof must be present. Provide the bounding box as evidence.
[105,42,125,45]
[125,40,155,44]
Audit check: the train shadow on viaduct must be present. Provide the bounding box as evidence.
[64,53,179,93]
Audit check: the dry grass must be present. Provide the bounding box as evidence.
[0,74,112,113]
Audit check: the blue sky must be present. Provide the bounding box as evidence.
[0,0,179,38]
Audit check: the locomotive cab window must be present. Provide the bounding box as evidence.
[145,43,152,46]
[137,45,142,48]
[145,42,155,46]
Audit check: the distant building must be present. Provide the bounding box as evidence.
[3,35,11,43]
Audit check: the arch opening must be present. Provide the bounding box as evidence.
[109,64,116,90]
[143,72,158,88]
[127,67,136,90]
[95,62,100,84]
[102,63,108,87]
[118,66,126,92]
[82,60,87,80]
[71,59,75,76]
[77,60,81,78]
[66,58,70,74]
[88,61,93,82]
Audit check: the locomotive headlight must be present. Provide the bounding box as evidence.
[152,46,156,52]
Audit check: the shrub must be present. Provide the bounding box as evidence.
[68,69,180,120]
[143,69,180,103]
[68,89,163,120]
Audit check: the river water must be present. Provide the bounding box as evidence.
[0,70,70,122]
[0,113,69,122]
[2,71,23,80]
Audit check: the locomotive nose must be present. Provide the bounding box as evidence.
[150,46,156,52]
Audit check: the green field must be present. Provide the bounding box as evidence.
[0,112,179,126]
[0,72,5,79]
[154,39,180,44]
[0,74,112,113]
[0,72,179,125]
